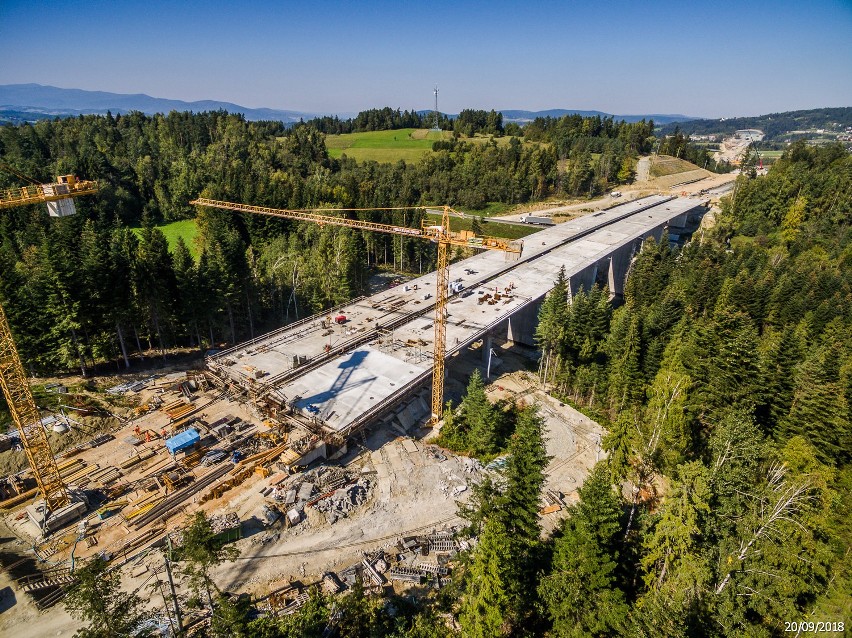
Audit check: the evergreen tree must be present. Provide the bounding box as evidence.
[500,406,549,625]
[536,266,569,383]
[603,407,636,485]
[459,369,502,457]
[64,556,150,638]
[501,406,549,543]
[781,327,851,464]
[640,461,712,610]
[459,517,512,638]
[540,466,627,637]
[178,512,240,612]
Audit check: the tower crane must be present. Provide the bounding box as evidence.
[190,198,522,425]
[0,169,99,515]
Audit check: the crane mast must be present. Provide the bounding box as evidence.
[190,198,522,425]
[0,304,68,510]
[0,173,99,515]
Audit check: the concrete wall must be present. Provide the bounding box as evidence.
[506,299,542,347]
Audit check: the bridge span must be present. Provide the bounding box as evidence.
[207,195,706,438]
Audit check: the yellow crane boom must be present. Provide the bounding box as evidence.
[0,173,99,514]
[190,198,523,424]
[0,175,99,212]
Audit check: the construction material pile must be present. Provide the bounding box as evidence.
[334,526,470,591]
[312,479,371,524]
[268,466,372,527]
[210,512,241,534]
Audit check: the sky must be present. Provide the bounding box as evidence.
[1,0,851,118]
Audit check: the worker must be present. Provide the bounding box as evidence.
[134,425,141,437]
[161,427,167,439]
[145,430,151,443]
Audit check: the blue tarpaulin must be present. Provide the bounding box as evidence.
[165,428,200,454]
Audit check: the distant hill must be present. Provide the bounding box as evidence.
[499,109,694,125]
[659,107,852,140]
[0,85,695,127]
[415,108,694,125]
[0,83,328,124]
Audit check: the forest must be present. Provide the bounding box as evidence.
[659,107,852,140]
[0,108,658,383]
[60,142,852,637]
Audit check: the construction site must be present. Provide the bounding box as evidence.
[0,177,709,635]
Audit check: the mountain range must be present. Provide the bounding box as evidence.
[0,84,697,126]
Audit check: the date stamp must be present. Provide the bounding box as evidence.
[784,621,845,633]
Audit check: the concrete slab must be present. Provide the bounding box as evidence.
[286,348,427,432]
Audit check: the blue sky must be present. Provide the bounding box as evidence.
[1,0,850,118]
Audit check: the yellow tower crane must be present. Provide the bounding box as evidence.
[0,170,99,514]
[190,198,522,424]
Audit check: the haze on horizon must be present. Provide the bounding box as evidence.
[1,0,850,119]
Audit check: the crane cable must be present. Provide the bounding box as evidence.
[0,161,41,186]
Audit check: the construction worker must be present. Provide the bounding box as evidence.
[161,427,167,439]
[145,430,151,443]
[134,425,141,437]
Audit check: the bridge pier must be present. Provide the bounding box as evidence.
[506,301,540,347]
[608,242,638,298]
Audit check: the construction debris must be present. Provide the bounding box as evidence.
[312,479,371,524]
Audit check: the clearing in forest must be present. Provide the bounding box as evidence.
[324,128,444,162]
[131,219,200,257]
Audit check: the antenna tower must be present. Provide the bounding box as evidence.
[432,85,440,131]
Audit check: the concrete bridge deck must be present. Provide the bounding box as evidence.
[208,195,706,435]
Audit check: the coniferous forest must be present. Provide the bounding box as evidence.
[0,110,656,377]
[1,108,850,636]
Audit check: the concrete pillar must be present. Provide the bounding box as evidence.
[670,212,689,228]
[608,243,635,298]
[506,300,541,347]
[647,223,667,243]
[481,332,492,362]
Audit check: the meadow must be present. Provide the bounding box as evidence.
[324,128,444,162]
[132,219,199,257]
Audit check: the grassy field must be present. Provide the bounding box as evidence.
[132,219,199,257]
[424,213,539,240]
[325,128,446,162]
[324,128,534,163]
[649,155,704,177]
[456,202,514,218]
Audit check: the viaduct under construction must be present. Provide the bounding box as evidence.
[203,195,705,453]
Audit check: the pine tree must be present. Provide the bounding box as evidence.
[540,466,627,636]
[603,408,636,485]
[500,406,549,624]
[641,461,712,604]
[460,369,500,457]
[64,556,150,637]
[501,406,549,543]
[536,266,569,384]
[459,517,512,638]
[781,331,851,464]
[172,237,203,349]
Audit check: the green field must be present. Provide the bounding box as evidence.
[325,128,446,162]
[424,213,539,241]
[649,155,705,177]
[132,219,199,257]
